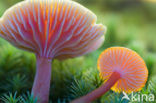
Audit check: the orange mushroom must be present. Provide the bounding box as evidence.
[71,47,148,103]
[0,0,106,103]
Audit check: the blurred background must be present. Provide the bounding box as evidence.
[0,0,156,103]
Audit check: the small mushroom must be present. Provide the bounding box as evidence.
[0,0,106,103]
[71,47,148,103]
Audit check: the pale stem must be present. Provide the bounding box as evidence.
[71,72,121,103]
[32,56,52,103]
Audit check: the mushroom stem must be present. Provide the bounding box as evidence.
[71,72,121,103]
[32,56,52,103]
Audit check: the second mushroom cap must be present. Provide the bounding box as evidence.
[98,47,148,93]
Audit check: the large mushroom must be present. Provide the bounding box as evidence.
[0,0,106,103]
[72,47,148,103]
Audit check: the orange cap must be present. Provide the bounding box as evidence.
[98,47,148,93]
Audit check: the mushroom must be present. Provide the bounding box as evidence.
[71,47,148,103]
[0,0,106,103]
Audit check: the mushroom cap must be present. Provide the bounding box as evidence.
[98,47,148,93]
[0,0,106,59]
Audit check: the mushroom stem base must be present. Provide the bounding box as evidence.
[71,72,120,103]
[32,56,52,103]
